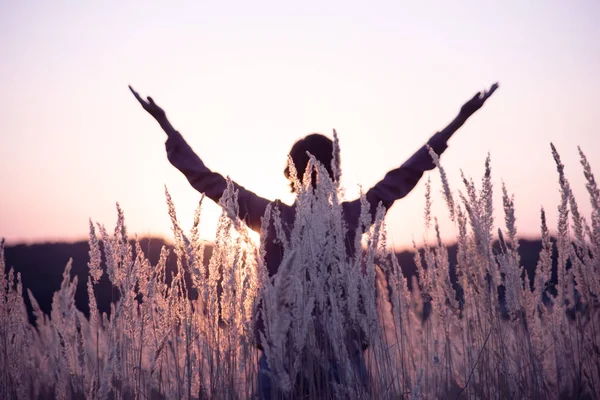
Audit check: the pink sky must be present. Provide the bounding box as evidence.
[1,1,599,250]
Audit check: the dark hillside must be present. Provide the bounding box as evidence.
[4,238,555,323]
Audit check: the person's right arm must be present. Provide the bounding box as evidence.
[129,86,271,232]
[343,83,499,226]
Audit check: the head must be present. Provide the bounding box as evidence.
[284,133,335,193]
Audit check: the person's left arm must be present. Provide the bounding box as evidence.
[129,86,272,232]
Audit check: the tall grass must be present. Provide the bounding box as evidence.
[1,144,599,399]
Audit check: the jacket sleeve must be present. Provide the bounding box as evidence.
[165,131,271,232]
[365,131,448,212]
[342,131,449,228]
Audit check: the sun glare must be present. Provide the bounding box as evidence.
[247,229,261,247]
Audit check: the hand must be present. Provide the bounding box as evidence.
[129,85,167,121]
[459,82,499,118]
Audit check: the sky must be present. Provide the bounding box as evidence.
[1,0,599,251]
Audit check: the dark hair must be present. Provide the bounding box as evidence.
[284,133,334,192]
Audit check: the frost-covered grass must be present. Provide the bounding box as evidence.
[1,144,599,399]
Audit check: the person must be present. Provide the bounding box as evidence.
[130,82,499,396]
[130,83,498,274]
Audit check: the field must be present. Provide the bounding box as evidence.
[1,144,599,399]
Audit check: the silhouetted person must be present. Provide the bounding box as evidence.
[130,82,498,397]
[130,83,497,274]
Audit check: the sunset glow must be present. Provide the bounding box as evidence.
[1,1,599,250]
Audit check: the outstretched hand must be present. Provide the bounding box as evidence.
[460,82,499,118]
[129,85,166,121]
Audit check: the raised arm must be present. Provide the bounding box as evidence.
[129,86,271,232]
[344,83,499,223]
[437,82,499,142]
[129,85,178,137]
